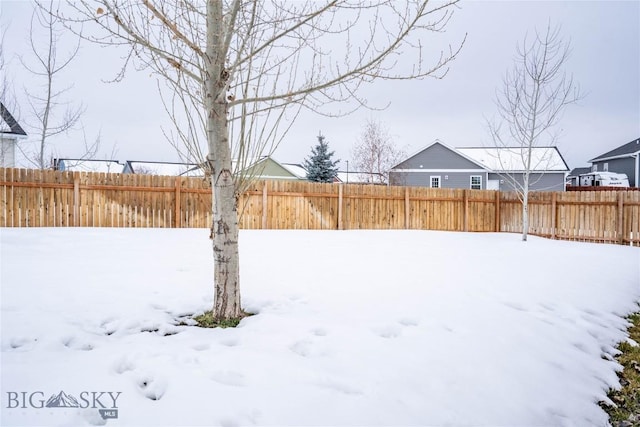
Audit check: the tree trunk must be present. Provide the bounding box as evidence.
[206,0,241,320]
[522,188,529,242]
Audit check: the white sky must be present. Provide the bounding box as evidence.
[1,1,639,171]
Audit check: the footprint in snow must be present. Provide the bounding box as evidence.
[398,317,419,327]
[112,357,136,375]
[211,370,247,387]
[192,343,210,351]
[219,338,239,347]
[62,336,94,351]
[100,317,119,335]
[290,340,313,357]
[317,378,363,396]
[136,375,167,401]
[219,418,241,427]
[372,324,402,339]
[81,408,108,426]
[572,341,589,354]
[502,301,527,311]
[5,337,38,351]
[310,328,327,337]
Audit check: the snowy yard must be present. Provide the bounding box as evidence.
[1,228,639,427]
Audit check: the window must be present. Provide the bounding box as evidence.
[470,176,482,190]
[603,162,608,171]
[592,164,598,172]
[430,176,441,188]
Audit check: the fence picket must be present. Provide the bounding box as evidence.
[1,167,639,246]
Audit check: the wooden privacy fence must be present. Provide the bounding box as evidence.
[1,168,639,246]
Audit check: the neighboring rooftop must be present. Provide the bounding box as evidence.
[457,147,569,172]
[54,159,125,173]
[568,167,592,177]
[0,102,27,137]
[589,137,640,162]
[336,171,386,184]
[125,160,203,176]
[281,163,308,179]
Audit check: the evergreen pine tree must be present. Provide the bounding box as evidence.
[303,132,340,182]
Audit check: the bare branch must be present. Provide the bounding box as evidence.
[20,0,87,169]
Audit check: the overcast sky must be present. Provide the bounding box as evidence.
[1,1,639,171]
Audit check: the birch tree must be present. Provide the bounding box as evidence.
[488,22,580,241]
[59,0,464,321]
[352,118,405,184]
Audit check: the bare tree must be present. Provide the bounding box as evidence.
[488,22,581,241]
[21,0,89,169]
[59,0,465,321]
[0,29,24,167]
[352,118,405,184]
[0,30,16,116]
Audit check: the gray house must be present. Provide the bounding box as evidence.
[589,137,640,187]
[1,102,27,167]
[389,140,569,191]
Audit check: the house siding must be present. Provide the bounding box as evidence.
[390,171,487,189]
[242,158,303,180]
[0,137,16,167]
[592,157,636,187]
[488,172,566,192]
[395,142,482,170]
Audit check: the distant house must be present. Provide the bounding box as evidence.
[126,157,310,180]
[124,160,203,176]
[0,102,27,167]
[53,158,125,173]
[389,140,569,191]
[238,157,307,181]
[52,156,310,181]
[589,137,640,187]
[335,171,385,184]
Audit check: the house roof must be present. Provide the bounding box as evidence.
[55,159,125,173]
[568,167,591,177]
[126,160,203,176]
[335,171,385,184]
[281,163,308,179]
[589,137,640,162]
[456,147,569,172]
[0,102,27,137]
[391,139,488,170]
[236,157,306,180]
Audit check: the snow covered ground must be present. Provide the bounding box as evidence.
[1,228,639,427]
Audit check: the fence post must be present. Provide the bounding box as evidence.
[262,183,268,229]
[617,191,624,244]
[338,184,343,230]
[404,187,410,229]
[551,192,557,239]
[494,191,500,232]
[463,189,468,232]
[73,173,80,227]
[174,176,181,228]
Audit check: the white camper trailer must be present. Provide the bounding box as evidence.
[578,172,630,187]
